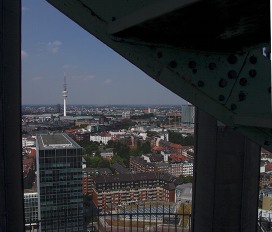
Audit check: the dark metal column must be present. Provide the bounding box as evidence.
[192,109,260,232]
[0,1,24,231]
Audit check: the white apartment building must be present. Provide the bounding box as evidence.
[90,133,112,144]
[170,161,193,177]
[22,136,35,147]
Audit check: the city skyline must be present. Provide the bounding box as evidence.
[22,0,186,106]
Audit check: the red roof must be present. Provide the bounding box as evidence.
[64,129,82,135]
[170,143,182,149]
[25,148,36,158]
[152,146,164,151]
[169,154,187,161]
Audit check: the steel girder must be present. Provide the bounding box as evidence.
[47,0,271,151]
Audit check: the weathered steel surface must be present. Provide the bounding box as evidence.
[47,0,271,151]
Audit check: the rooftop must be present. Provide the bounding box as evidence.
[111,162,131,174]
[94,172,182,187]
[36,133,81,150]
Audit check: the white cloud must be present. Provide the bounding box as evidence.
[52,41,62,46]
[21,50,28,59]
[47,40,62,53]
[104,79,112,85]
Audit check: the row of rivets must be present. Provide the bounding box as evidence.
[229,55,258,111]
[163,54,265,113]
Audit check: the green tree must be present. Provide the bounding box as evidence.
[130,148,141,156]
[106,140,114,148]
[179,175,193,183]
[111,155,125,166]
[105,141,131,166]
[78,141,100,155]
[169,131,194,146]
[139,141,151,154]
[84,155,110,168]
[184,135,194,146]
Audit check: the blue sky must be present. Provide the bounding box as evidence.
[22,0,186,105]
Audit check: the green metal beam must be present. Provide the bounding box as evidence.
[47,0,272,151]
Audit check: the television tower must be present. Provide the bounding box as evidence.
[62,76,68,116]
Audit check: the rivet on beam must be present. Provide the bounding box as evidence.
[228,55,237,64]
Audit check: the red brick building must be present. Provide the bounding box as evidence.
[82,168,112,195]
[155,139,183,155]
[130,157,169,173]
[92,172,182,209]
[130,156,193,177]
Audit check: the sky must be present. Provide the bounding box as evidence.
[22,0,186,105]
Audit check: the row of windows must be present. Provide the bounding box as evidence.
[40,177,82,182]
[40,187,82,195]
[40,169,81,174]
[39,163,81,168]
[39,157,81,162]
[39,149,82,158]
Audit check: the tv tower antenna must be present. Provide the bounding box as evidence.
[62,75,68,116]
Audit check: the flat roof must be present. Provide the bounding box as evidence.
[41,134,70,145]
[36,133,81,150]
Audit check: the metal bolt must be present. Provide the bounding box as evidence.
[208,63,216,70]
[188,61,196,69]
[218,95,225,101]
[231,104,237,111]
[219,78,228,88]
[239,91,246,101]
[228,70,237,79]
[169,61,177,68]
[249,69,257,77]
[228,55,237,64]
[239,78,247,86]
[249,55,257,64]
[198,81,204,87]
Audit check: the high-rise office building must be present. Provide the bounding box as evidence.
[181,104,195,128]
[36,133,83,232]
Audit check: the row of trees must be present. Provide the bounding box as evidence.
[168,131,194,146]
[80,140,151,169]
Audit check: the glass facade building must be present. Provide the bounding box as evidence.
[24,191,38,225]
[36,133,83,232]
[181,104,195,128]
